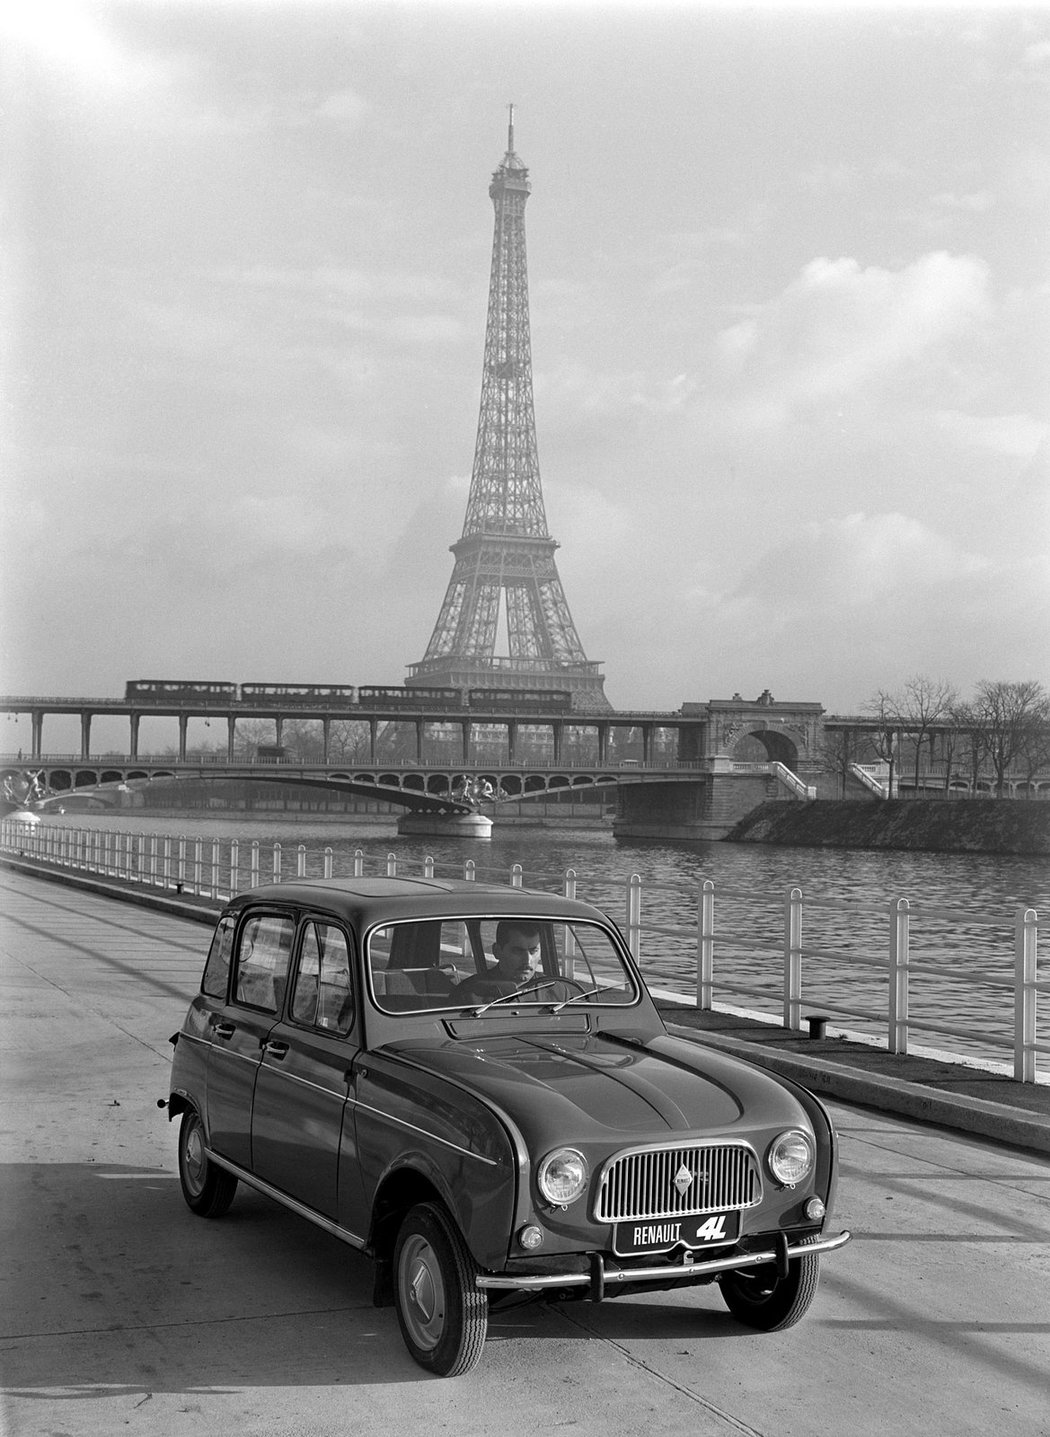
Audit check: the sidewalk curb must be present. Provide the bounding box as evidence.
[0,855,220,926]
[667,1023,1050,1157]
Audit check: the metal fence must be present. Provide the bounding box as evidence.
[1,818,1044,1084]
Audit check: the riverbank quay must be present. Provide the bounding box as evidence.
[3,852,1048,1156]
[728,798,1050,854]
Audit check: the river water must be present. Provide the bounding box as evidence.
[36,810,1048,1071]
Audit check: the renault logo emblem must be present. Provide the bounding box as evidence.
[673,1163,693,1195]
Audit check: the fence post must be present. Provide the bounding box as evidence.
[193,838,203,896]
[464,859,476,881]
[211,839,220,897]
[564,868,577,902]
[1014,907,1039,1083]
[698,879,715,1011]
[324,846,334,879]
[231,840,240,896]
[424,855,435,879]
[511,863,523,888]
[163,837,172,889]
[250,840,260,889]
[272,843,282,883]
[889,897,910,1054]
[626,874,642,960]
[784,887,803,1030]
[386,852,397,877]
[297,844,307,878]
[353,849,364,877]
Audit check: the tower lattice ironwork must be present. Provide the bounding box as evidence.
[408,112,610,712]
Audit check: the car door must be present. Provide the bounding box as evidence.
[204,908,295,1170]
[250,916,361,1220]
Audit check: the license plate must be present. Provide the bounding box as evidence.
[614,1211,740,1256]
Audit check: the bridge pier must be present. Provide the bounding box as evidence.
[396,811,493,839]
[612,774,776,842]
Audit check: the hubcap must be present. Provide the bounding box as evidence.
[183,1120,205,1195]
[399,1235,446,1352]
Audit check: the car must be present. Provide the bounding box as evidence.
[164,877,851,1377]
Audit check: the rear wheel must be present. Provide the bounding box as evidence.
[718,1238,820,1331]
[393,1202,488,1376]
[177,1109,237,1218]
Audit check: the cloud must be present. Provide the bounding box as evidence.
[734,512,988,612]
[712,252,991,422]
[934,411,1048,460]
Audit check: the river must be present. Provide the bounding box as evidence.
[35,810,1049,1070]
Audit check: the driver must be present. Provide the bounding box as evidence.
[454,920,572,1004]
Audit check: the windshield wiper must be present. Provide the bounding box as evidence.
[551,985,602,1011]
[468,977,571,1015]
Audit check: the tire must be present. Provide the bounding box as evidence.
[393,1202,488,1377]
[177,1109,238,1218]
[718,1237,820,1332]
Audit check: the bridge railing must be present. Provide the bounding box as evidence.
[0,819,1044,1083]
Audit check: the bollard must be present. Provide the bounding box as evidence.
[698,879,714,1011]
[889,897,910,1055]
[1014,907,1039,1083]
[626,874,642,960]
[783,888,803,1030]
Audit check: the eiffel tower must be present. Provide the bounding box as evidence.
[408,111,611,712]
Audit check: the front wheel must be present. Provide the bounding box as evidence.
[393,1202,488,1376]
[718,1237,820,1331]
[177,1109,238,1218]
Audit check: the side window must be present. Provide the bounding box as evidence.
[290,922,354,1035]
[201,915,235,999]
[233,913,294,1014]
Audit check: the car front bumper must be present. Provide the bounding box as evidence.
[476,1228,852,1296]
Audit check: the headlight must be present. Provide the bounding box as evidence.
[768,1129,814,1187]
[536,1148,589,1206]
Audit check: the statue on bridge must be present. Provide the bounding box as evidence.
[451,775,498,810]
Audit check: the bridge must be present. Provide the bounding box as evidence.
[0,690,829,838]
[3,689,1042,836]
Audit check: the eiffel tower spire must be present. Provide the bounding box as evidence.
[408,113,611,712]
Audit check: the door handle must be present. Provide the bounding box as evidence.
[212,1021,235,1039]
[263,1040,289,1059]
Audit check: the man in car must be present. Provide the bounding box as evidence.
[454,920,573,1003]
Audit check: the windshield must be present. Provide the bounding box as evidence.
[366,915,640,1016]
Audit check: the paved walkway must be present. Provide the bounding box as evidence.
[4,852,1048,1158]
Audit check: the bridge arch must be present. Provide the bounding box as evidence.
[727,727,801,771]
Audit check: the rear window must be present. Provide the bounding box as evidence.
[201,915,235,999]
[233,913,295,1014]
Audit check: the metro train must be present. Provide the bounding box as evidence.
[123,680,575,714]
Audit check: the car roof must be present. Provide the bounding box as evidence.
[223,875,610,926]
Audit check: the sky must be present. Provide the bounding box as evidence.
[3,0,1049,722]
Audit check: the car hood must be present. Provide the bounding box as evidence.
[378,1030,807,1143]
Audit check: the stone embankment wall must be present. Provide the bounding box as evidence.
[727,799,1050,855]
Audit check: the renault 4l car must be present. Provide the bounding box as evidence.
[164,877,850,1376]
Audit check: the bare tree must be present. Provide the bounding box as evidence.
[897,676,958,790]
[972,680,1049,797]
[863,689,901,796]
[820,724,864,798]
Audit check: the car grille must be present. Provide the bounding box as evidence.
[594,1141,762,1223]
